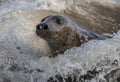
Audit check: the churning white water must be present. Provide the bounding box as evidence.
[0,0,120,82]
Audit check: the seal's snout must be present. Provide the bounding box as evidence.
[36,23,48,30]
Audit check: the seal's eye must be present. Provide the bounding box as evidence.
[56,19,62,24]
[54,18,63,25]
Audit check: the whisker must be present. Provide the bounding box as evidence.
[32,32,40,43]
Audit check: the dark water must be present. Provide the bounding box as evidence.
[65,4,120,34]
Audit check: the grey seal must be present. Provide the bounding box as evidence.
[36,14,112,57]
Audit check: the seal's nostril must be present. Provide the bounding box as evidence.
[36,23,48,30]
[36,24,41,30]
[40,23,48,30]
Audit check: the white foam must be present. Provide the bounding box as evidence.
[0,0,120,81]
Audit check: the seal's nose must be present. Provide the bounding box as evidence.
[36,23,48,30]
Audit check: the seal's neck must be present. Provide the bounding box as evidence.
[69,19,112,41]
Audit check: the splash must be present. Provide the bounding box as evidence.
[0,0,120,82]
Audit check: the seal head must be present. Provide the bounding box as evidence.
[36,15,81,57]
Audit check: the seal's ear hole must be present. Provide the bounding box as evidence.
[41,16,50,22]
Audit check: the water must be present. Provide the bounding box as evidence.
[0,0,120,82]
